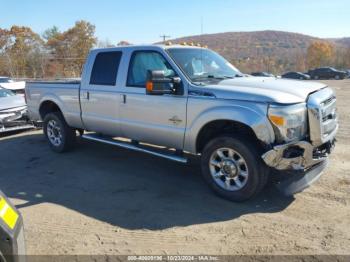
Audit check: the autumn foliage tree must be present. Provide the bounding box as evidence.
[0,26,45,78]
[306,41,334,69]
[0,29,10,76]
[0,20,97,78]
[46,21,97,77]
[338,47,350,69]
[346,48,350,68]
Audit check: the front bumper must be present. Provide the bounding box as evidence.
[0,192,26,262]
[0,109,34,133]
[274,159,329,196]
[262,139,335,196]
[262,139,335,171]
[0,124,35,133]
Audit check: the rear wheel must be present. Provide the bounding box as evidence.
[43,112,76,153]
[335,75,340,80]
[200,136,269,202]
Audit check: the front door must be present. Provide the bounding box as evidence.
[119,50,187,149]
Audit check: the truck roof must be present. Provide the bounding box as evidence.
[91,44,206,53]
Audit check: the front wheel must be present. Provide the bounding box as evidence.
[43,112,76,153]
[200,136,268,202]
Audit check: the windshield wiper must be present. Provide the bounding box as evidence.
[192,75,234,81]
[208,75,235,79]
[222,75,235,79]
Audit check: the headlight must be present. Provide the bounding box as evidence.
[268,103,307,143]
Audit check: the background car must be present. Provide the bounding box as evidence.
[308,67,347,80]
[282,72,311,80]
[251,72,275,77]
[0,77,26,95]
[345,70,350,78]
[0,87,33,133]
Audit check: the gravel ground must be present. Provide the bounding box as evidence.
[0,80,349,255]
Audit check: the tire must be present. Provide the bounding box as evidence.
[43,112,76,153]
[314,75,319,80]
[200,135,269,202]
[335,75,340,80]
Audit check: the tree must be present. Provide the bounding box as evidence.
[1,22,98,78]
[306,41,334,69]
[0,28,11,76]
[0,28,10,51]
[346,48,350,68]
[42,26,60,41]
[46,21,97,77]
[0,26,45,78]
[117,40,131,46]
[336,47,350,69]
[97,39,115,48]
[294,51,307,72]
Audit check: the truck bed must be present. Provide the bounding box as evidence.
[25,80,82,127]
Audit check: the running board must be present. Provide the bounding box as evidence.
[82,134,187,164]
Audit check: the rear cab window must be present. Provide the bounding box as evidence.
[90,51,122,86]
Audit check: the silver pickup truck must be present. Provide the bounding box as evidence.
[25,45,338,201]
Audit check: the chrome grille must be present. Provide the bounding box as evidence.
[321,96,336,106]
[320,96,337,137]
[307,88,338,146]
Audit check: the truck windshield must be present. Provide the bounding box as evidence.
[167,48,242,83]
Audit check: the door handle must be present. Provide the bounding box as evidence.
[122,94,126,104]
[83,91,90,100]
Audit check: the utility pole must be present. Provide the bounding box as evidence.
[160,34,171,44]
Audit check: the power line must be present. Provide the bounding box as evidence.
[0,57,86,61]
[160,34,171,44]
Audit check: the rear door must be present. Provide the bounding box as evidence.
[80,51,123,136]
[322,68,331,79]
[325,68,332,78]
[119,49,188,149]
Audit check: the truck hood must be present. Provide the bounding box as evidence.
[199,77,327,104]
[0,95,26,111]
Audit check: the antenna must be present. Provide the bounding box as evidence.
[201,17,204,44]
[200,17,204,74]
[160,34,171,44]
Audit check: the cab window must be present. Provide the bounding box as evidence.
[127,51,175,87]
[90,51,122,86]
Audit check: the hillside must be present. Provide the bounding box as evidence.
[332,37,350,47]
[168,30,350,73]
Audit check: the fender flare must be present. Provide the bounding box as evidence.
[184,105,275,153]
[38,94,67,120]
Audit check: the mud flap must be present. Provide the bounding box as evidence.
[0,192,25,262]
[275,159,329,196]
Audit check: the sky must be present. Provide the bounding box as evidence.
[1,0,349,44]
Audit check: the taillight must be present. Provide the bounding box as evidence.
[24,89,27,103]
